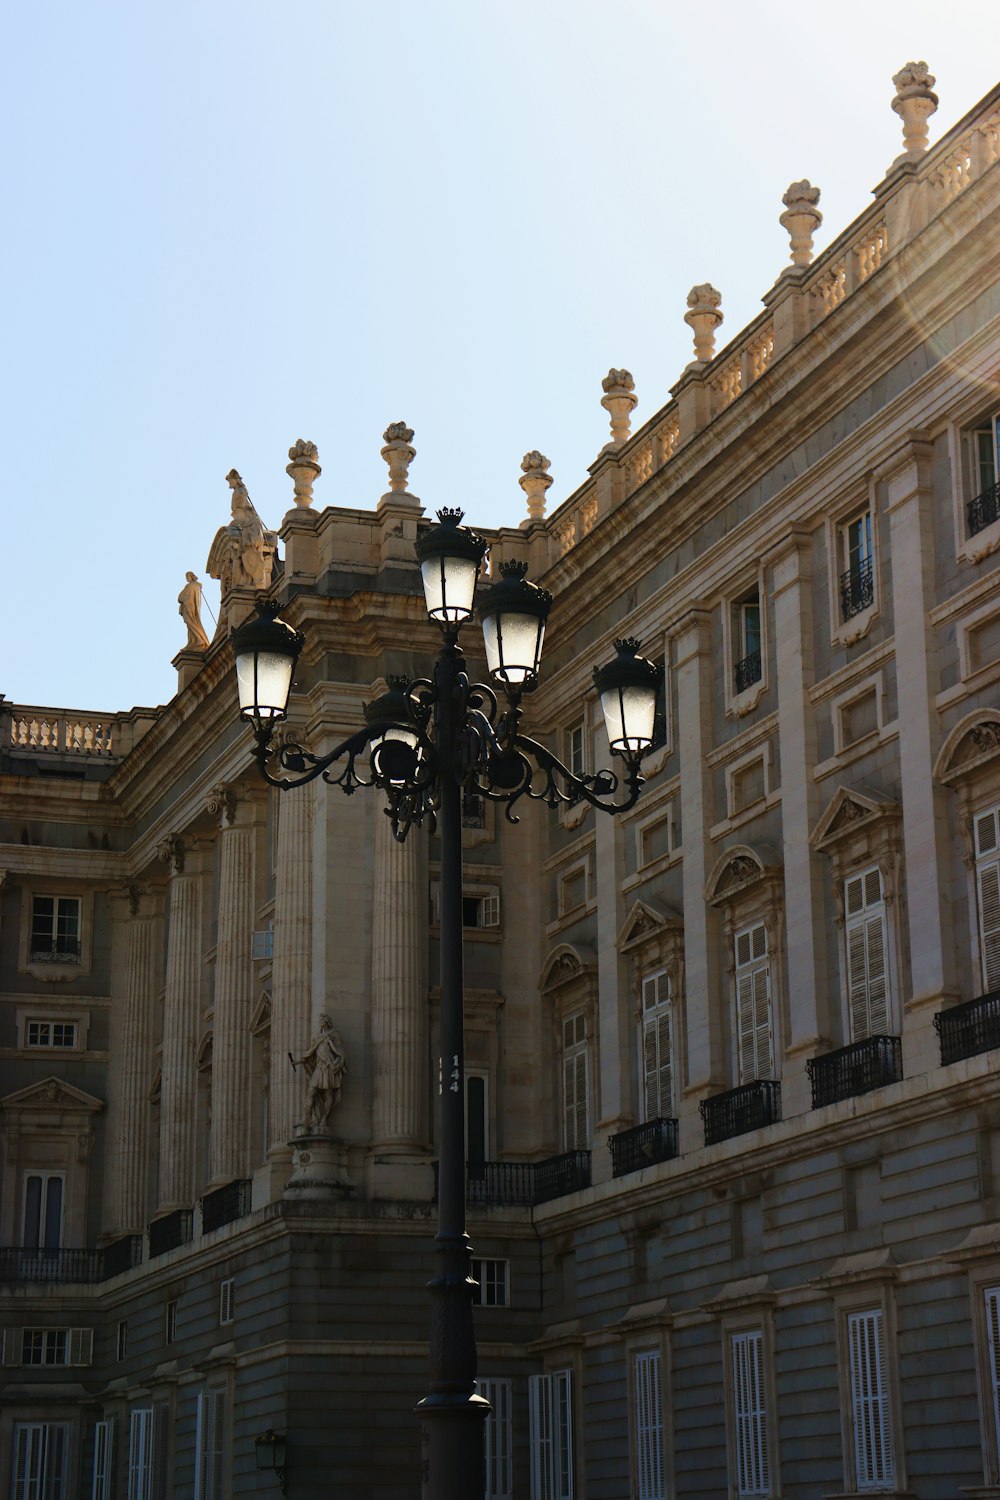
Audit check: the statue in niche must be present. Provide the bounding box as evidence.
[294,1014,348,1130]
[178,571,210,650]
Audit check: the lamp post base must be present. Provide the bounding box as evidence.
[416,1392,490,1500]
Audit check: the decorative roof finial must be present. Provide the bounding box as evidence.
[286,439,321,509]
[684,284,724,364]
[519,451,553,523]
[891,61,938,162]
[380,421,416,496]
[601,369,637,449]
[780,181,822,269]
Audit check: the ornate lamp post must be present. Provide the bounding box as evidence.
[232,508,659,1500]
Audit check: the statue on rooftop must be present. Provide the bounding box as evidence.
[178,571,210,651]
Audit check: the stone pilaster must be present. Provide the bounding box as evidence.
[768,529,830,1112]
[157,835,209,1212]
[209,788,259,1186]
[884,438,958,1027]
[672,608,724,1097]
[104,883,163,1235]
[371,806,429,1149]
[269,778,315,1154]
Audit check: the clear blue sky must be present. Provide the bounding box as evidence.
[3,1,998,712]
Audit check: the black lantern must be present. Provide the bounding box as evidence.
[592,637,659,753]
[364,676,421,784]
[254,1430,287,1490]
[232,599,304,731]
[477,560,553,688]
[414,508,488,624]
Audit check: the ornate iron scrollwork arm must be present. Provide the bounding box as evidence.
[250,723,376,793]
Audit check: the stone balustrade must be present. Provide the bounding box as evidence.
[4,703,158,760]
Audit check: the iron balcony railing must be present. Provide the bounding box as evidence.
[147,1208,194,1259]
[101,1234,144,1278]
[935,992,1000,1065]
[201,1179,252,1234]
[840,556,874,619]
[609,1118,679,1178]
[807,1034,902,1108]
[0,1247,104,1285]
[700,1080,781,1146]
[466,1151,591,1207]
[969,480,1000,537]
[28,945,82,965]
[734,651,762,695]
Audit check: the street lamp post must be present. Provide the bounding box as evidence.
[232,508,659,1500]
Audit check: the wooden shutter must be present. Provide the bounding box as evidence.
[152,1401,170,1500]
[633,1349,665,1500]
[847,1309,894,1489]
[562,1016,589,1151]
[846,869,890,1041]
[93,1419,114,1500]
[529,1370,574,1500]
[977,812,1000,992]
[128,1410,153,1500]
[985,1287,1000,1473]
[70,1327,94,1366]
[477,1377,513,1500]
[731,1329,769,1497]
[642,973,673,1120]
[735,924,772,1083]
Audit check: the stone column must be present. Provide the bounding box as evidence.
[672,608,724,1097]
[371,805,429,1148]
[269,778,315,1155]
[769,530,830,1112]
[104,883,163,1235]
[157,835,209,1212]
[208,788,259,1186]
[884,438,958,1025]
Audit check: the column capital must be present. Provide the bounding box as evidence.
[206,781,260,829]
[156,832,212,874]
[110,880,165,918]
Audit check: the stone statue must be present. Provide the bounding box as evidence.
[294,1014,348,1130]
[225,470,275,592]
[178,571,210,650]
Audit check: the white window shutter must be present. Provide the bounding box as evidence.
[847,1309,894,1489]
[194,1392,207,1500]
[211,1391,225,1500]
[977,809,1000,857]
[152,1401,170,1500]
[978,858,1000,993]
[529,1370,574,1500]
[735,924,772,1083]
[633,1349,664,1500]
[563,1045,589,1152]
[93,1419,114,1500]
[731,1329,769,1497]
[128,1410,153,1500]
[985,1287,1000,1472]
[845,869,890,1041]
[70,1327,94,1366]
[555,1370,574,1500]
[477,1377,513,1500]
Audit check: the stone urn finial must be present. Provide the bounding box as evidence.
[519,451,553,523]
[286,439,321,509]
[779,181,822,268]
[600,369,637,448]
[891,61,938,160]
[380,421,416,495]
[684,284,724,364]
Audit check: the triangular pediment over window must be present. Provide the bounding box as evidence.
[934,709,1000,786]
[810,786,900,851]
[617,899,681,953]
[1,1076,104,1114]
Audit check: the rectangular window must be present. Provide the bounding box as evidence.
[477,1377,513,1500]
[22,1172,64,1250]
[632,1348,665,1500]
[471,1259,509,1307]
[12,1424,69,1500]
[567,724,585,779]
[22,1328,68,1366]
[734,923,773,1083]
[92,1419,115,1500]
[970,417,1000,534]
[194,1390,226,1500]
[30,895,82,962]
[841,510,875,619]
[562,1014,589,1152]
[26,1019,78,1048]
[165,1301,177,1345]
[975,808,1000,993]
[463,891,501,929]
[845,868,890,1039]
[730,1329,769,1497]
[847,1308,894,1490]
[641,972,673,1121]
[529,1369,574,1500]
[462,791,486,829]
[733,594,763,694]
[250,928,273,961]
[117,1319,128,1361]
[219,1279,235,1326]
[128,1409,153,1500]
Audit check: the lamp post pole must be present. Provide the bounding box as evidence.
[232,507,660,1500]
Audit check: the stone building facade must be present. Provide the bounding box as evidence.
[3,62,1000,1500]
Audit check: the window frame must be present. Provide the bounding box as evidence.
[843,866,892,1042]
[12,1422,70,1500]
[92,1417,115,1500]
[630,1345,667,1500]
[974,804,1000,995]
[128,1408,154,1500]
[529,1367,574,1500]
[471,1258,510,1308]
[561,1010,590,1153]
[18,885,95,981]
[723,574,768,718]
[640,969,674,1124]
[948,408,1000,562]
[733,920,774,1086]
[826,484,881,647]
[193,1387,228,1500]
[476,1376,513,1500]
[21,1170,65,1250]
[830,1285,905,1496]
